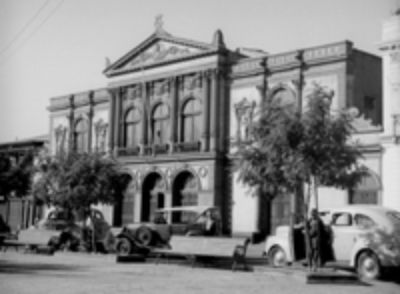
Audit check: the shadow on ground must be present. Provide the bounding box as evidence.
[0,260,86,275]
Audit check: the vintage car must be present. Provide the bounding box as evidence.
[114,205,221,256]
[264,205,400,279]
[18,207,114,252]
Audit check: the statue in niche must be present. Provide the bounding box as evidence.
[55,125,67,155]
[234,98,256,142]
[94,119,108,152]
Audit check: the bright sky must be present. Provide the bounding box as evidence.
[0,0,397,143]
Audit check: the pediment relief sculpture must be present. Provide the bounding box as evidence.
[123,41,198,70]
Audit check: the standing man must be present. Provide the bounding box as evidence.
[308,208,324,272]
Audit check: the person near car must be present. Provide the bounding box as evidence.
[204,210,217,236]
[307,208,324,272]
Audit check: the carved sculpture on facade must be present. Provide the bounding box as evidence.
[234,98,256,142]
[55,125,68,155]
[94,119,108,152]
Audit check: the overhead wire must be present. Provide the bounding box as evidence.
[0,0,52,57]
[0,0,65,66]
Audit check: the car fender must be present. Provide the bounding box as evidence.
[265,235,293,262]
[115,231,136,244]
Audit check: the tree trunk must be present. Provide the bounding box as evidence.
[89,211,96,253]
[289,192,295,262]
[303,180,312,270]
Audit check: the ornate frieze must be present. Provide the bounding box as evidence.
[303,41,350,63]
[232,59,264,75]
[49,95,71,111]
[268,52,299,69]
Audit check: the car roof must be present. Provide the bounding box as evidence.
[155,205,217,214]
[321,205,394,215]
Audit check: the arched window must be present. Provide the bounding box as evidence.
[124,107,141,148]
[350,171,381,204]
[151,103,169,145]
[181,98,201,143]
[74,118,88,152]
[272,87,297,107]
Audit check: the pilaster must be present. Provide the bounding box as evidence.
[209,69,220,151]
[168,77,178,153]
[140,82,148,155]
[107,88,116,155]
[87,91,94,152]
[201,70,211,152]
[68,95,75,152]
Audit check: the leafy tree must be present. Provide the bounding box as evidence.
[0,152,34,199]
[234,84,365,265]
[33,152,127,251]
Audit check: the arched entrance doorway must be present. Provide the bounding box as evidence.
[113,173,133,226]
[172,171,198,222]
[141,173,165,222]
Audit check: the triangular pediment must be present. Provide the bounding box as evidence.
[104,31,219,77]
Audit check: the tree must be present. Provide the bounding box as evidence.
[33,152,127,251]
[234,84,365,265]
[0,152,34,199]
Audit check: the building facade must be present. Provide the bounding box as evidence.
[48,15,399,237]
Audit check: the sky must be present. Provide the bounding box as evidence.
[0,0,398,143]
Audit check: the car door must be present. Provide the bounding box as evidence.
[330,212,356,261]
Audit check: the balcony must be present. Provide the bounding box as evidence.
[118,146,140,156]
[174,141,201,152]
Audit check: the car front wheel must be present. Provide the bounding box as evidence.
[357,251,381,279]
[269,246,287,267]
[135,226,154,247]
[116,237,132,256]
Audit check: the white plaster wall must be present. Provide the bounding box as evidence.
[382,144,400,211]
[231,172,258,234]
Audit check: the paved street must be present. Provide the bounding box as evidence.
[0,251,399,294]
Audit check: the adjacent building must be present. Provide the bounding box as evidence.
[0,134,48,231]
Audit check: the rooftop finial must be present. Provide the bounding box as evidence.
[155,14,164,33]
[212,29,226,49]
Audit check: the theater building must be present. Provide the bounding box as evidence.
[48,14,399,237]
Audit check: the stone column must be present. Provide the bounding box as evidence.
[140,82,148,155]
[201,71,211,152]
[169,77,178,153]
[68,95,75,152]
[294,50,305,112]
[209,69,220,151]
[113,87,123,157]
[176,77,183,143]
[107,89,116,156]
[87,91,94,152]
